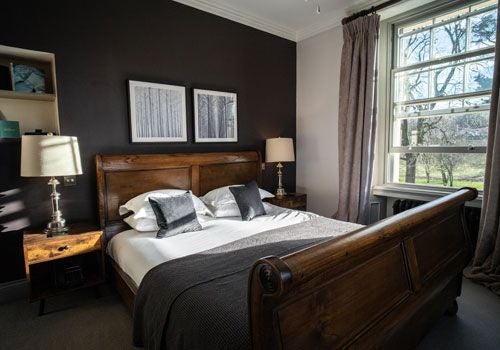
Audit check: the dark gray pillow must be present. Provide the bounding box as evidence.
[148,193,203,239]
[229,181,266,221]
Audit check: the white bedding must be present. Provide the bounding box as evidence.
[107,204,318,286]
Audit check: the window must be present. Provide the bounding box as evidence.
[387,0,497,190]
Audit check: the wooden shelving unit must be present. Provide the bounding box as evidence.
[0,137,20,143]
[0,44,60,135]
[0,90,56,102]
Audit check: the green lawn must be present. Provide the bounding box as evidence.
[398,176,484,190]
[397,154,485,191]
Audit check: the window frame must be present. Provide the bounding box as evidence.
[376,0,496,197]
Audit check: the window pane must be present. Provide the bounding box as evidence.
[395,94,491,118]
[389,152,485,189]
[399,31,431,66]
[394,53,494,102]
[392,112,489,147]
[432,19,466,58]
[396,70,429,102]
[472,0,497,12]
[434,65,464,96]
[464,95,491,106]
[470,9,498,49]
[399,19,433,35]
[434,8,469,24]
[395,102,430,116]
[466,59,495,92]
[429,97,464,110]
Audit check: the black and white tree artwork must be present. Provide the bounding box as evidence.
[129,80,187,142]
[194,89,237,142]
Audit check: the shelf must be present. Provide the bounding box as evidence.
[0,137,20,143]
[27,250,105,302]
[0,90,56,101]
[30,274,105,301]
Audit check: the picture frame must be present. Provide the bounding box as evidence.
[128,80,187,143]
[193,89,238,143]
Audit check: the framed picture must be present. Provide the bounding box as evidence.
[128,80,187,143]
[194,89,237,143]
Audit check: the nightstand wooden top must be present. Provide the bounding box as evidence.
[24,224,102,244]
[24,226,103,267]
[265,193,307,210]
[277,193,306,198]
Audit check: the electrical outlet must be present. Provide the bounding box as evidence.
[261,163,266,170]
[63,176,76,186]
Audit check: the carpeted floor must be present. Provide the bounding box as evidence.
[0,278,498,350]
[417,278,500,350]
[0,287,136,350]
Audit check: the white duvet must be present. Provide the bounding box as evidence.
[107,204,318,286]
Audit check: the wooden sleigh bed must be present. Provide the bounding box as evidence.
[95,151,477,349]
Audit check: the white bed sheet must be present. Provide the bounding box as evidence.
[107,204,318,286]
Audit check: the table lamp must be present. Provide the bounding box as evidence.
[21,135,82,236]
[266,137,295,197]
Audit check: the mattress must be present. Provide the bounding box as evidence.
[107,204,318,286]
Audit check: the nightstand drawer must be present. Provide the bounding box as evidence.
[25,233,102,264]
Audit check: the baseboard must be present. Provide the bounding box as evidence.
[0,279,28,304]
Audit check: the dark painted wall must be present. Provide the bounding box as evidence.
[0,0,296,283]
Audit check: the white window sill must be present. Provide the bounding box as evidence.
[372,184,482,208]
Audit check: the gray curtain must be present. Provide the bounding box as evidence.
[334,15,380,224]
[465,12,500,295]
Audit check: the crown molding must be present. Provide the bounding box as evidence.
[173,0,297,41]
[296,0,393,41]
[296,15,344,41]
[174,0,389,42]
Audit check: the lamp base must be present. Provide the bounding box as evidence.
[44,222,69,237]
[276,187,287,197]
[45,177,69,237]
[275,162,287,198]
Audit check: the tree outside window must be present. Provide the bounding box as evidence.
[389,0,497,190]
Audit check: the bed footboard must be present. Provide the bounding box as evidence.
[249,188,476,349]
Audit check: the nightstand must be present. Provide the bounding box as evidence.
[23,224,105,315]
[265,193,307,211]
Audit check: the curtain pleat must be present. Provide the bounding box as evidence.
[334,15,380,224]
[464,9,500,295]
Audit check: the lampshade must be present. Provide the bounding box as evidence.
[21,135,83,177]
[266,137,295,163]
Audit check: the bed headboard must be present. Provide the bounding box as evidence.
[95,151,262,238]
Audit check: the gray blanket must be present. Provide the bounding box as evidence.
[133,217,361,350]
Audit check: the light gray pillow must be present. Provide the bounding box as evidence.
[148,193,202,238]
[229,181,266,221]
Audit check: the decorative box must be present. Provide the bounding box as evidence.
[0,120,20,138]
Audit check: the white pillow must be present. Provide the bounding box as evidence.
[208,201,275,218]
[123,201,216,232]
[201,185,274,207]
[123,215,158,232]
[119,189,211,219]
[201,186,274,218]
[208,202,241,218]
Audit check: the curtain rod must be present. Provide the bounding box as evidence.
[341,0,403,25]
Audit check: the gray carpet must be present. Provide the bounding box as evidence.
[417,278,500,350]
[0,278,498,350]
[0,287,136,350]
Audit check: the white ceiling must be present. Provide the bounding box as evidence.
[173,0,382,41]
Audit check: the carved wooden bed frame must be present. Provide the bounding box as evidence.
[95,151,477,349]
